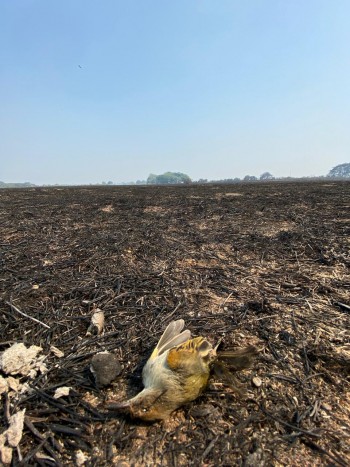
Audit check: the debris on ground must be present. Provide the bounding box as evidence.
[53,386,72,399]
[86,309,105,336]
[0,181,349,465]
[0,409,26,464]
[0,343,44,376]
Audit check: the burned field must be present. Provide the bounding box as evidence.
[0,181,349,466]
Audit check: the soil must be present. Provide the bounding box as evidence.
[0,181,349,466]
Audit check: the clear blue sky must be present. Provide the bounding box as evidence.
[1,1,349,184]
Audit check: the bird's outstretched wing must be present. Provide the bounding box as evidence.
[150,319,191,360]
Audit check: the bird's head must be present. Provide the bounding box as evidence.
[106,387,170,421]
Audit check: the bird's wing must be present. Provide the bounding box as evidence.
[212,345,258,395]
[166,337,214,371]
[150,319,191,360]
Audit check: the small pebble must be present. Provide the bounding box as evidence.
[252,376,262,387]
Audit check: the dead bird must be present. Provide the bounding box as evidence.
[106,319,257,421]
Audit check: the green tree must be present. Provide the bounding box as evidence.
[147,172,192,184]
[243,175,257,181]
[260,172,274,180]
[147,174,158,184]
[327,163,350,178]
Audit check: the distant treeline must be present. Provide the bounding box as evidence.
[0,181,36,188]
[1,163,349,187]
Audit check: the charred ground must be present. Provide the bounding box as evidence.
[0,181,349,466]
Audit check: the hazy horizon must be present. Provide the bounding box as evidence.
[0,170,346,187]
[1,1,350,185]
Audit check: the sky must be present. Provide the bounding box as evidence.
[1,0,350,184]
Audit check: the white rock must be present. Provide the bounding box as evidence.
[252,376,262,387]
[0,433,13,465]
[76,449,88,466]
[0,343,42,376]
[50,346,64,358]
[20,382,33,395]
[0,376,8,394]
[53,386,72,399]
[6,409,26,447]
[6,377,20,392]
[28,369,38,379]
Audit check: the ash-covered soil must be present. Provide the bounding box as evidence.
[0,181,349,466]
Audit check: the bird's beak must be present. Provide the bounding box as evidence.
[105,399,131,411]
